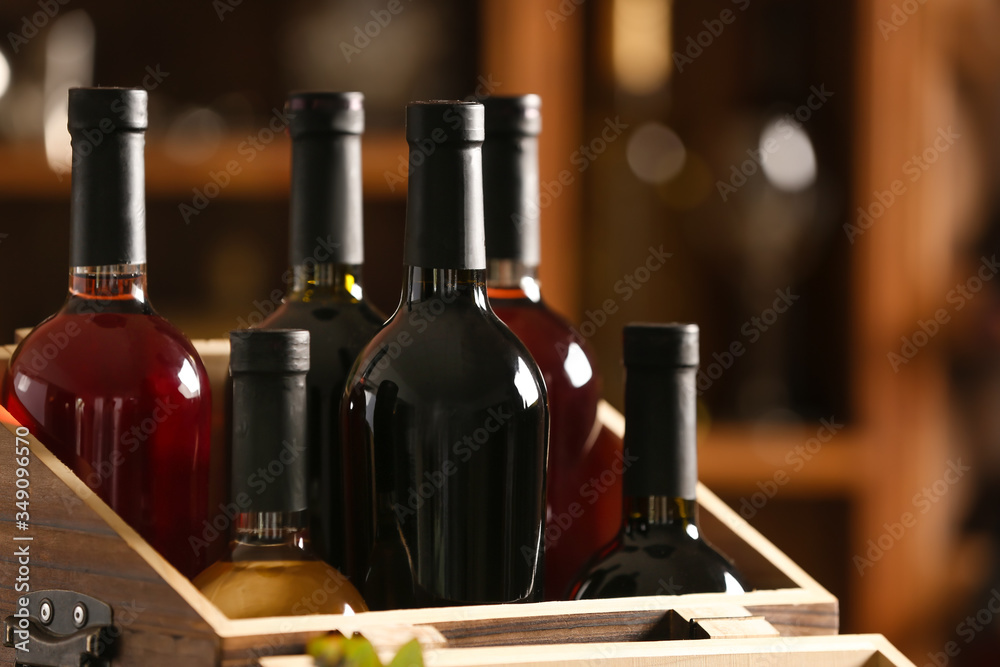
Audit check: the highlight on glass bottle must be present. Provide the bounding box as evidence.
[341,100,549,609]
[0,87,219,579]
[194,329,367,618]
[258,91,384,574]
[481,94,622,600]
[570,323,748,599]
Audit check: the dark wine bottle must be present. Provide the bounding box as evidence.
[194,330,366,618]
[482,95,622,600]
[342,101,549,609]
[259,92,383,572]
[1,88,219,579]
[570,323,748,599]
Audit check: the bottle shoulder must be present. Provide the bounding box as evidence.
[193,547,367,616]
[491,298,600,365]
[262,298,385,337]
[7,308,209,395]
[573,530,747,598]
[347,300,546,407]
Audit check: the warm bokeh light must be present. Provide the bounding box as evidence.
[43,10,94,175]
[613,0,672,95]
[759,117,817,192]
[626,121,686,184]
[0,51,11,100]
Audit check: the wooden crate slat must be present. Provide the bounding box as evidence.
[0,408,225,666]
[259,634,916,667]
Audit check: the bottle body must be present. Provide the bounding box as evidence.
[480,95,621,600]
[488,281,621,600]
[570,497,746,599]
[194,512,366,618]
[2,270,216,577]
[343,267,548,608]
[260,92,383,570]
[261,267,383,569]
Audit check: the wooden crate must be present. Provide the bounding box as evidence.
[0,340,839,666]
[261,634,916,667]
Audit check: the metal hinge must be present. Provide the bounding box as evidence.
[4,590,115,667]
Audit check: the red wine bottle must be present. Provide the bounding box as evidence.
[571,324,748,599]
[1,88,217,578]
[259,92,383,572]
[482,95,622,600]
[342,101,548,609]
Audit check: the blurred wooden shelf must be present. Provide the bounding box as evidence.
[597,403,863,498]
[700,426,865,498]
[0,133,408,200]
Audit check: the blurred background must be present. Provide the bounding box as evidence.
[1,0,999,661]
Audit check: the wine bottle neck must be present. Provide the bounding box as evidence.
[623,364,699,501]
[234,511,307,546]
[229,368,308,516]
[624,496,700,535]
[403,266,489,309]
[483,132,541,267]
[402,136,486,271]
[486,259,542,302]
[68,264,148,304]
[70,129,146,267]
[288,263,365,300]
[289,131,364,267]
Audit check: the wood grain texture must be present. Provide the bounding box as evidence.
[0,407,223,667]
[260,634,916,667]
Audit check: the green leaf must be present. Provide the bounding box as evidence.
[388,639,424,667]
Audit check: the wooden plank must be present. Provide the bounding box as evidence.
[260,634,916,667]
[219,624,445,667]
[851,0,957,650]
[480,0,585,319]
[690,617,779,640]
[0,407,223,667]
[0,134,408,200]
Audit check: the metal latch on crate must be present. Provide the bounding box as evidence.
[3,590,115,667]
